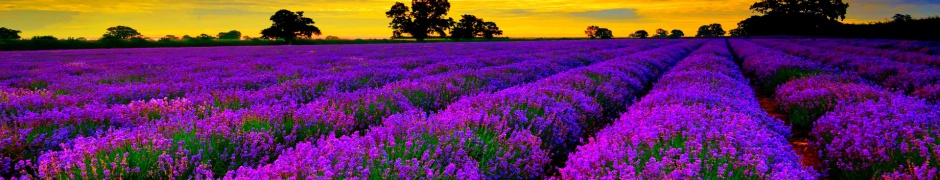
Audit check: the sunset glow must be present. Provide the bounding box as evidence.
[2,0,938,39]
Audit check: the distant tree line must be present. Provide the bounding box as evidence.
[732,0,939,40]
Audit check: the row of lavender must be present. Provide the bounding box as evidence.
[0,40,665,178]
[750,39,940,102]
[776,38,940,68]
[222,41,704,179]
[560,41,816,179]
[731,40,940,179]
[1,41,644,117]
[2,40,681,179]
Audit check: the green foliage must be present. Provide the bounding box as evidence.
[624,135,763,179]
[759,68,818,95]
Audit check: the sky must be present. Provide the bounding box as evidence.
[1,0,938,39]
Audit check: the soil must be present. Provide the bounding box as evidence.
[757,94,826,177]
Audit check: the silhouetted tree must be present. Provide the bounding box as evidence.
[629,30,649,38]
[893,14,913,23]
[325,35,341,40]
[481,22,503,40]
[30,36,57,41]
[585,26,600,39]
[695,23,725,37]
[0,27,21,40]
[750,0,849,21]
[653,28,669,38]
[101,26,142,40]
[730,27,747,37]
[159,35,179,42]
[669,29,684,38]
[450,14,484,41]
[182,35,195,40]
[738,0,848,36]
[596,28,613,39]
[217,30,242,39]
[449,14,502,41]
[737,13,839,36]
[261,9,321,43]
[386,0,454,42]
[196,34,215,40]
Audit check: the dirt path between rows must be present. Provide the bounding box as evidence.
[725,39,826,177]
[756,96,825,175]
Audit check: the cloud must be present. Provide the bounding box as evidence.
[190,8,269,16]
[570,8,641,20]
[0,10,78,30]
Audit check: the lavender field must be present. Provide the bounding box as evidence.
[1,39,938,179]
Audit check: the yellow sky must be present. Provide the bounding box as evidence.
[1,0,937,39]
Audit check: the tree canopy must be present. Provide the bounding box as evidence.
[730,27,747,37]
[449,14,502,41]
[0,27,21,40]
[481,22,503,39]
[585,26,612,39]
[261,9,321,42]
[102,26,142,40]
[653,28,669,38]
[750,0,849,21]
[893,14,913,23]
[217,30,242,39]
[669,29,684,38]
[585,26,600,39]
[695,23,725,37]
[629,30,649,38]
[386,0,454,42]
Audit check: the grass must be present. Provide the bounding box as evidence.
[759,68,820,95]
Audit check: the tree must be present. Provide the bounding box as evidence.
[750,0,849,21]
[730,27,747,37]
[739,0,847,36]
[893,14,913,23]
[669,29,684,38]
[449,14,502,41]
[481,22,503,40]
[596,28,613,39]
[196,34,215,40]
[386,0,454,42]
[217,30,242,39]
[325,35,341,40]
[695,23,725,37]
[629,30,649,38]
[585,26,600,39]
[30,36,57,41]
[261,9,321,43]
[159,35,179,42]
[0,27,22,40]
[450,14,484,41]
[653,28,669,38]
[102,26,142,40]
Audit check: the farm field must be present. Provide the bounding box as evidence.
[1,39,938,179]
